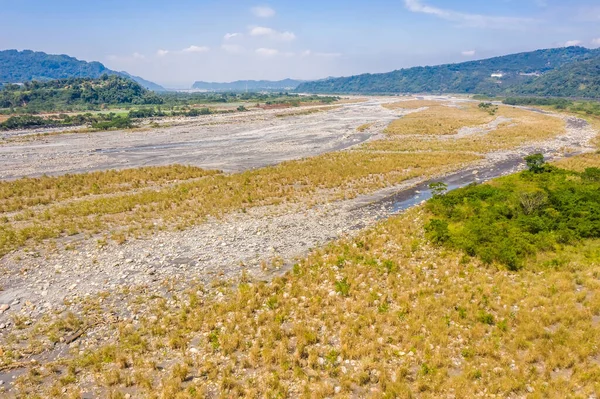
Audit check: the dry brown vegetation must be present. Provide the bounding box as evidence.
[386,103,497,136]
[383,100,449,110]
[0,151,479,257]
[5,207,600,398]
[366,105,566,154]
[0,101,574,258]
[356,123,373,132]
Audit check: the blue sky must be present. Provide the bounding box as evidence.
[1,0,599,87]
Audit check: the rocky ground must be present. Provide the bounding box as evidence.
[0,99,402,179]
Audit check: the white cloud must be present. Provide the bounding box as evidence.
[252,6,275,18]
[132,52,146,59]
[461,50,476,56]
[156,49,169,57]
[592,38,600,47]
[224,33,241,40]
[255,48,279,56]
[404,0,535,30]
[222,44,244,54]
[301,50,312,57]
[182,45,210,53]
[249,26,296,41]
[563,40,581,47]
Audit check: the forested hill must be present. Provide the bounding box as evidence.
[0,75,163,111]
[0,49,166,91]
[296,47,600,97]
[509,56,600,98]
[192,79,303,92]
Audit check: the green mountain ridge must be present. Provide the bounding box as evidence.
[0,49,166,92]
[296,47,600,98]
[509,56,600,98]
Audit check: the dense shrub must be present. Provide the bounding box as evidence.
[425,163,600,270]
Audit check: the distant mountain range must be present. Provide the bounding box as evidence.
[192,79,304,92]
[3,47,600,99]
[0,49,166,91]
[296,46,600,98]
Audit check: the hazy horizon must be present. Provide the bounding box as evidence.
[1,0,599,88]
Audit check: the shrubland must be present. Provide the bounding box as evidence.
[425,157,600,270]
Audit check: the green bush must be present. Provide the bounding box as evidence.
[424,165,600,269]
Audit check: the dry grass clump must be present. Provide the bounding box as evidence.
[275,106,340,118]
[366,107,566,154]
[554,152,600,172]
[0,151,480,257]
[0,165,219,213]
[9,208,600,397]
[356,123,373,132]
[383,100,449,110]
[385,103,494,135]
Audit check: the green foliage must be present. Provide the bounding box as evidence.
[502,97,573,108]
[511,56,600,98]
[0,75,162,112]
[296,47,600,98]
[524,153,546,173]
[429,182,448,197]
[91,116,134,130]
[478,102,498,115]
[425,166,600,270]
[334,278,350,297]
[0,112,136,131]
[0,49,165,91]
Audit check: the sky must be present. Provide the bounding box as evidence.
[1,0,599,88]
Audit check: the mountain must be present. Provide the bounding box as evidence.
[120,71,167,92]
[509,56,600,98]
[296,47,600,96]
[0,49,166,91]
[192,79,303,92]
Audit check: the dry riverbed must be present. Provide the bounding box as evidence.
[0,96,598,396]
[0,100,401,179]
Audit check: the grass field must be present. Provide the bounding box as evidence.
[6,197,600,398]
[0,151,479,257]
[366,105,566,154]
[385,102,496,136]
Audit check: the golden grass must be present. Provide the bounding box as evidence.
[7,208,600,397]
[385,103,496,135]
[553,152,600,172]
[0,165,219,213]
[367,106,566,154]
[275,106,340,118]
[383,100,449,110]
[0,151,479,257]
[356,123,373,132]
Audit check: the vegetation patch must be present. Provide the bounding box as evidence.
[384,102,496,135]
[425,156,600,270]
[365,106,565,153]
[0,151,479,257]
[6,205,600,397]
